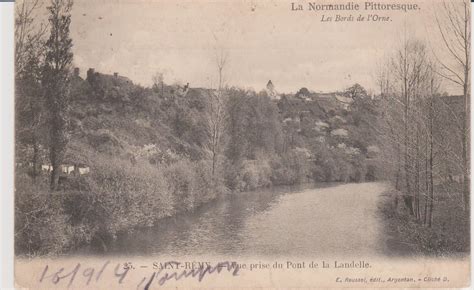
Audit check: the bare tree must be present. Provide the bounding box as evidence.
[152,71,164,97]
[377,34,459,228]
[425,66,441,227]
[390,38,430,216]
[205,50,228,177]
[375,59,404,193]
[434,1,470,211]
[15,0,47,76]
[15,0,47,181]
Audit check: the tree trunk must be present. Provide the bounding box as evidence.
[212,148,216,177]
[423,138,429,225]
[461,3,470,213]
[415,133,421,220]
[428,148,434,228]
[395,140,402,191]
[32,136,39,181]
[428,100,435,228]
[404,84,414,215]
[395,167,400,190]
[50,150,60,190]
[49,114,68,191]
[462,76,470,212]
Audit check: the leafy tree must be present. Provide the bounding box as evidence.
[345,83,368,101]
[296,87,310,97]
[42,0,74,190]
[225,90,283,161]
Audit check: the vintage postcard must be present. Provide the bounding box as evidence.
[14,0,471,289]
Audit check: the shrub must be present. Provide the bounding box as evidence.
[365,164,378,181]
[239,160,272,191]
[350,155,367,182]
[164,159,198,211]
[15,153,227,256]
[15,173,89,256]
[86,129,123,154]
[335,157,352,182]
[193,159,228,204]
[72,155,174,246]
[193,160,214,203]
[270,150,310,185]
[223,160,242,191]
[310,164,326,182]
[323,155,338,182]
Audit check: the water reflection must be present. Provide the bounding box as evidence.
[89,183,391,258]
[106,184,312,256]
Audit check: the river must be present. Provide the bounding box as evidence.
[89,182,407,258]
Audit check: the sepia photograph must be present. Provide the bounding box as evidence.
[12,0,471,288]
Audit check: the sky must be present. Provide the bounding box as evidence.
[34,0,464,94]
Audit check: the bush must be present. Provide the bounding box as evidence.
[337,159,352,182]
[323,155,338,182]
[365,164,378,181]
[193,159,227,204]
[350,155,367,182]
[165,160,198,211]
[49,155,174,253]
[270,150,310,185]
[238,160,272,191]
[87,129,123,154]
[15,152,231,256]
[164,158,228,210]
[310,164,326,182]
[15,173,91,256]
[223,160,241,191]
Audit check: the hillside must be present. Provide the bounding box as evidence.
[53,72,378,179]
[276,84,380,180]
[64,70,213,168]
[67,75,381,182]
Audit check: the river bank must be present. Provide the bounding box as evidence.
[378,188,469,256]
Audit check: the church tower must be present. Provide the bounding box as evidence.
[266,80,279,99]
[266,80,274,92]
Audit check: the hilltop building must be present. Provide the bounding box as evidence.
[266,80,280,100]
[86,68,132,85]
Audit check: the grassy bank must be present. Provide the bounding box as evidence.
[379,188,469,256]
